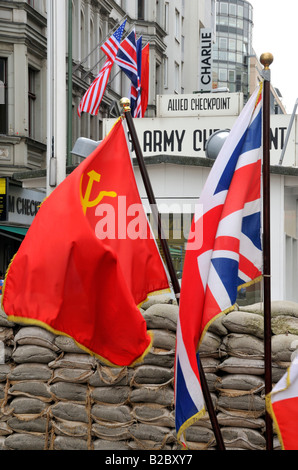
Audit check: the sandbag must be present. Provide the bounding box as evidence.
[129,387,174,406]
[272,316,298,336]
[221,427,266,450]
[15,326,60,351]
[8,381,52,402]
[7,416,51,434]
[93,438,130,450]
[217,357,264,375]
[92,423,131,440]
[216,374,264,392]
[142,304,178,331]
[48,353,97,370]
[5,433,48,450]
[52,435,89,450]
[91,386,130,405]
[131,404,174,427]
[221,333,264,358]
[222,311,264,338]
[49,367,94,384]
[51,402,88,423]
[12,345,57,364]
[132,365,173,386]
[199,332,222,358]
[7,363,52,382]
[91,404,133,425]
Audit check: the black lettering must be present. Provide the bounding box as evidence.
[153,130,162,152]
[8,195,15,213]
[201,75,211,85]
[163,130,175,151]
[193,129,202,151]
[202,48,211,56]
[143,131,152,152]
[16,197,22,214]
[201,32,212,40]
[176,130,185,151]
[201,57,211,67]
[270,127,287,150]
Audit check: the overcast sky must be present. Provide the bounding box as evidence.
[249,0,298,113]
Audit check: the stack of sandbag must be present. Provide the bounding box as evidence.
[1,295,298,451]
[130,298,178,450]
[212,300,298,450]
[0,317,57,450]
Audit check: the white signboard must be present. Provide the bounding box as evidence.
[8,186,44,225]
[104,114,296,167]
[156,93,243,117]
[199,28,213,92]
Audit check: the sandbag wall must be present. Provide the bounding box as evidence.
[1,296,298,451]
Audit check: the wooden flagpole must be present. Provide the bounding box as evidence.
[120,98,225,451]
[260,52,274,451]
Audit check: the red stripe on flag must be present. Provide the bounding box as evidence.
[220,160,261,218]
[239,254,262,280]
[272,397,298,450]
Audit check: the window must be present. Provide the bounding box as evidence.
[219,37,227,50]
[28,68,37,139]
[228,70,235,82]
[163,57,168,88]
[229,3,236,16]
[220,3,228,14]
[138,0,145,20]
[229,38,236,51]
[175,9,180,40]
[219,68,228,81]
[0,58,7,135]
[175,62,179,92]
[164,2,169,32]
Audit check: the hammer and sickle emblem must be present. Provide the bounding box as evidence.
[80,170,117,215]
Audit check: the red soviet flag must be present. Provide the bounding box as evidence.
[2,118,169,367]
[140,43,149,117]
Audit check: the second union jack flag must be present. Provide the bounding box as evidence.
[175,83,263,447]
[115,29,138,88]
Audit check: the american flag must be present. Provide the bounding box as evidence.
[77,59,113,117]
[175,84,263,447]
[77,21,126,117]
[100,20,127,61]
[115,29,138,88]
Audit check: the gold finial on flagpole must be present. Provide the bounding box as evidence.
[260,52,274,70]
[120,97,131,112]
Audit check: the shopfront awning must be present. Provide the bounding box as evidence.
[0,225,28,240]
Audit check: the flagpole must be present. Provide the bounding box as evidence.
[120,98,225,451]
[260,52,274,451]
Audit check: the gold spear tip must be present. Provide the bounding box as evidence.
[120,97,131,112]
[260,52,274,70]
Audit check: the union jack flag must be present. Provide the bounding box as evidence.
[115,29,138,88]
[77,21,126,117]
[130,36,142,117]
[175,83,263,447]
